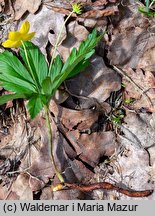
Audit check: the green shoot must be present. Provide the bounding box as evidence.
[138,0,155,17]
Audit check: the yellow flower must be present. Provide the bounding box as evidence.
[2,21,35,48]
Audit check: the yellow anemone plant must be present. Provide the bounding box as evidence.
[2,21,35,48]
[0,7,102,186]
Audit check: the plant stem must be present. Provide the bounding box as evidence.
[21,41,40,92]
[145,0,150,12]
[49,11,74,74]
[44,104,64,183]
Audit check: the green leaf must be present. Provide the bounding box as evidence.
[0,51,35,84]
[49,55,63,83]
[66,49,94,79]
[138,6,155,17]
[0,93,26,106]
[66,59,90,79]
[0,50,37,95]
[20,41,48,88]
[0,75,37,94]
[60,48,77,74]
[52,29,102,94]
[27,94,44,119]
[42,77,52,95]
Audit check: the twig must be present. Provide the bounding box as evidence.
[52,182,153,197]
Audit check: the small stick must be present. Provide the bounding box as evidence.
[65,182,153,197]
[52,182,153,197]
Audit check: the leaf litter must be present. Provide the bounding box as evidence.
[0,0,155,200]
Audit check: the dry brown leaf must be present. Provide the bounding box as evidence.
[0,185,8,200]
[122,112,155,149]
[83,18,97,28]
[0,0,4,12]
[11,173,33,200]
[45,0,115,11]
[6,191,20,200]
[80,6,118,18]
[14,0,42,20]
[50,99,109,130]
[48,21,89,62]
[108,29,155,69]
[68,21,89,42]
[96,142,154,200]
[44,0,72,10]
[107,3,155,69]
[40,187,53,200]
[27,115,76,189]
[49,7,76,16]
[70,159,94,181]
[0,115,31,163]
[27,116,55,189]
[25,6,66,52]
[109,0,117,2]
[50,100,116,167]
[122,67,155,112]
[65,56,121,103]
[92,0,108,7]
[66,131,116,166]
[49,100,112,182]
[50,5,118,18]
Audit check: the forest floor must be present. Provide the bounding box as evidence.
[0,0,155,200]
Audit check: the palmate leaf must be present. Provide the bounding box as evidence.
[51,29,102,94]
[20,42,48,89]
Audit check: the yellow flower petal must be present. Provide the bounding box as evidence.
[8,32,21,41]
[2,40,22,48]
[21,32,35,41]
[19,21,30,34]
[2,21,35,48]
